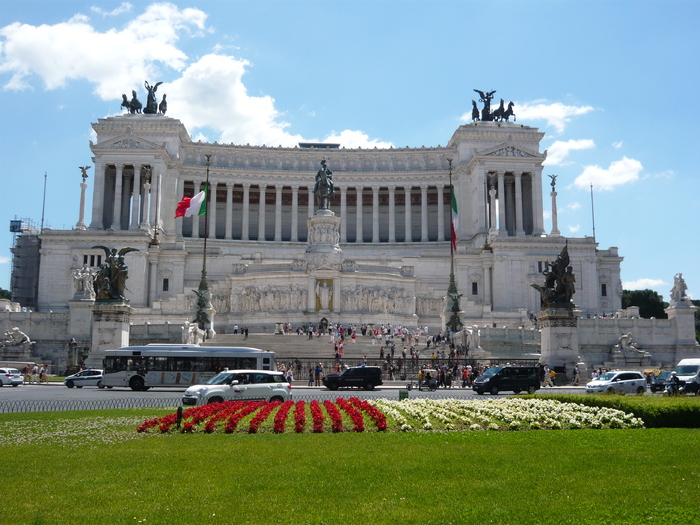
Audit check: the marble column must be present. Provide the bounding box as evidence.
[532,170,545,235]
[307,187,314,218]
[274,184,283,241]
[89,162,105,229]
[388,186,396,242]
[437,184,445,242]
[258,184,267,241]
[372,185,380,243]
[488,177,498,233]
[483,263,493,305]
[355,185,364,243]
[149,171,159,228]
[76,178,88,230]
[225,182,233,240]
[514,172,525,236]
[339,186,347,242]
[111,164,123,229]
[550,188,561,236]
[404,186,412,242]
[291,185,299,242]
[497,171,506,235]
[420,184,429,242]
[140,181,151,230]
[241,183,250,241]
[129,166,141,230]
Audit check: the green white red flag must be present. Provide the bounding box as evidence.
[175,183,208,218]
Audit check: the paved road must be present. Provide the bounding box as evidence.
[1,381,591,404]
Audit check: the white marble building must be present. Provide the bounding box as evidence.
[36,114,623,332]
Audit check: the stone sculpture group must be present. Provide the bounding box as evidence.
[121,81,167,115]
[472,89,516,122]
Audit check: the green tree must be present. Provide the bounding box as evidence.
[0,287,10,300]
[621,289,668,319]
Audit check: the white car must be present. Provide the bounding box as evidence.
[64,369,105,388]
[182,369,292,406]
[586,370,646,395]
[0,368,23,387]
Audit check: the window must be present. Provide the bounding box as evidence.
[472,282,478,295]
[83,254,102,267]
[163,278,169,292]
[601,283,607,297]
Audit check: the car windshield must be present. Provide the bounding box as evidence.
[481,367,502,378]
[675,365,700,375]
[206,373,235,385]
[656,371,672,381]
[597,372,616,381]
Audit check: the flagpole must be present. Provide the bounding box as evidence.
[445,158,462,341]
[194,152,214,338]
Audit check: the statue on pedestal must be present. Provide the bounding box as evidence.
[531,244,576,309]
[72,264,96,300]
[669,273,691,306]
[92,246,139,302]
[313,160,334,210]
[1,327,34,350]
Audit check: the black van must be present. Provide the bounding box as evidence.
[472,366,540,395]
[322,366,383,390]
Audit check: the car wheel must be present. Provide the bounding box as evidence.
[12,383,18,387]
[490,387,499,395]
[513,388,521,394]
[270,396,284,403]
[328,383,338,391]
[66,380,74,388]
[475,390,484,395]
[636,386,645,395]
[606,387,616,395]
[364,382,374,391]
[129,376,145,391]
[208,396,223,404]
[98,380,105,389]
[527,385,537,395]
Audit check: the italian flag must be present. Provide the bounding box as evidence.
[451,186,458,251]
[175,183,208,218]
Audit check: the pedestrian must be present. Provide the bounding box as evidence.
[314,363,323,387]
[308,368,314,386]
[573,365,581,385]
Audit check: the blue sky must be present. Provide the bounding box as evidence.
[1,0,698,302]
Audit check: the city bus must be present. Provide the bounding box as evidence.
[102,344,276,391]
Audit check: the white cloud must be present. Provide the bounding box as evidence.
[323,130,393,149]
[566,202,581,210]
[542,210,551,220]
[568,224,580,234]
[622,278,667,290]
[516,100,593,133]
[0,256,11,264]
[573,156,643,191]
[90,2,133,17]
[0,3,207,97]
[612,141,623,149]
[544,139,595,166]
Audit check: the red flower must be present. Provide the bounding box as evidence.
[293,400,306,433]
[336,398,364,432]
[323,400,344,433]
[273,400,294,433]
[349,397,387,431]
[249,400,281,433]
[310,400,325,433]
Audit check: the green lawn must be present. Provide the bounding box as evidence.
[0,409,698,524]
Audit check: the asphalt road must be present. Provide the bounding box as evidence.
[1,381,591,404]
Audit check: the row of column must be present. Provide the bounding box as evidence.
[89,163,161,231]
[176,181,449,243]
[485,170,543,236]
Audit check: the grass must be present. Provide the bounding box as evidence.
[0,408,698,524]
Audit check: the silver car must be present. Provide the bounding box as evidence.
[586,370,646,395]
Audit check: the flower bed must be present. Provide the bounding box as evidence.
[137,397,644,434]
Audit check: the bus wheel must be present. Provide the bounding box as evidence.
[129,376,145,391]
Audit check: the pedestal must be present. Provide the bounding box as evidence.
[537,308,585,373]
[85,303,134,368]
[68,299,94,339]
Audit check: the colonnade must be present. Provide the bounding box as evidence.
[484,170,542,236]
[175,180,450,244]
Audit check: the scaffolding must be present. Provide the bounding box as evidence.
[9,218,41,310]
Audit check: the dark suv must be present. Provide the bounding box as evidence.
[323,366,383,391]
[472,366,540,395]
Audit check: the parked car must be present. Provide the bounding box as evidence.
[182,370,292,406]
[0,368,24,387]
[322,366,383,391]
[649,371,673,393]
[585,370,646,395]
[64,369,105,388]
[472,366,540,395]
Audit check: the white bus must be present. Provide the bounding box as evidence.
[102,344,276,391]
